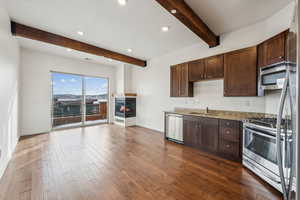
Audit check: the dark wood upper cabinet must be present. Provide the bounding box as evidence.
[170,64,193,97]
[224,46,257,97]
[179,63,192,97]
[171,30,287,97]
[258,31,288,67]
[188,59,205,82]
[205,55,224,79]
[170,65,179,97]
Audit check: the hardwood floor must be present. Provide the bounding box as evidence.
[0,125,282,200]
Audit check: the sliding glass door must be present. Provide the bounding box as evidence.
[51,72,108,129]
[84,76,108,125]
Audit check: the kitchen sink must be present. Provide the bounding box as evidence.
[189,112,220,116]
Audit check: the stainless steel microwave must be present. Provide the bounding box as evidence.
[259,62,287,90]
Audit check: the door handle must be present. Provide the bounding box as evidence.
[276,72,289,200]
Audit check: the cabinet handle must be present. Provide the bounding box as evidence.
[226,131,230,134]
[226,145,230,148]
[226,122,230,126]
[279,56,283,59]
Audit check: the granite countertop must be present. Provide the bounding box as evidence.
[164,108,273,121]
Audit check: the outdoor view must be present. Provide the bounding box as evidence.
[51,72,108,128]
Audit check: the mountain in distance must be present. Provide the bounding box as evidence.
[54,94,107,100]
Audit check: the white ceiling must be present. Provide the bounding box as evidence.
[7,0,292,65]
[185,0,293,35]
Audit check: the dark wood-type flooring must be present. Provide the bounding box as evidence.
[0,125,282,200]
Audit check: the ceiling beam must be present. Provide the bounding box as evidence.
[11,21,147,67]
[155,0,219,48]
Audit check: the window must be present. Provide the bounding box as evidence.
[51,72,109,129]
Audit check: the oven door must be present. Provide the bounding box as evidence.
[243,127,280,176]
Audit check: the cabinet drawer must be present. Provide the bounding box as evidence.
[219,140,239,158]
[220,119,239,129]
[220,127,239,142]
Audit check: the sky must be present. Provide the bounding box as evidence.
[52,72,108,95]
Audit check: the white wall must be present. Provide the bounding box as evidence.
[115,63,134,94]
[131,2,295,132]
[0,0,20,179]
[115,64,125,94]
[20,48,116,136]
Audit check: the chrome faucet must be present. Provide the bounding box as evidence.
[205,107,209,114]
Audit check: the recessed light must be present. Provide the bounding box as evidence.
[77,31,84,36]
[161,26,170,32]
[127,48,132,53]
[67,48,72,52]
[118,0,127,6]
[171,9,177,14]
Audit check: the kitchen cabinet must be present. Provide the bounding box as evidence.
[170,63,193,97]
[188,55,224,82]
[218,119,241,160]
[224,46,257,97]
[170,65,179,97]
[181,115,241,162]
[258,31,288,67]
[183,116,218,153]
[205,55,224,79]
[188,59,205,81]
[183,116,201,148]
[199,117,219,153]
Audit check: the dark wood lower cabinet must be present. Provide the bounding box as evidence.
[183,116,242,162]
[199,117,219,153]
[183,116,200,148]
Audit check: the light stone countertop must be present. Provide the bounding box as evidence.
[164,108,274,121]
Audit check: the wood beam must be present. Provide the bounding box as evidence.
[155,0,219,48]
[11,21,147,67]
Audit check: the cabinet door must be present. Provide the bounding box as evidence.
[265,31,286,65]
[188,59,205,81]
[183,116,199,148]
[205,55,224,79]
[224,46,257,96]
[200,117,219,153]
[179,63,189,96]
[170,65,179,97]
[257,43,266,68]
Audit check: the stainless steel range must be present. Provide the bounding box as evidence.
[243,4,298,199]
[243,117,293,192]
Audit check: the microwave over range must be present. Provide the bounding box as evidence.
[258,61,296,96]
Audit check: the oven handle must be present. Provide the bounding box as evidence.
[244,127,277,140]
[276,72,289,200]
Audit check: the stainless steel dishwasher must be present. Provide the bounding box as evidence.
[165,113,183,144]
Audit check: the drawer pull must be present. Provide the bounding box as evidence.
[226,145,230,148]
[226,131,230,134]
[226,122,230,126]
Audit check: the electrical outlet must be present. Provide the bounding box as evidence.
[245,101,250,106]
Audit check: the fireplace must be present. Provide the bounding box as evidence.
[115,98,136,118]
[114,96,136,126]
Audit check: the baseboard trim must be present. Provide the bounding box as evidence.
[133,125,164,134]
